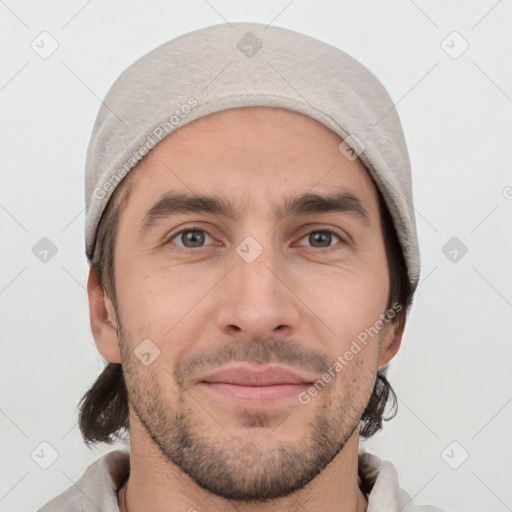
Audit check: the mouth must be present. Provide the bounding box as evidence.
[197,365,314,404]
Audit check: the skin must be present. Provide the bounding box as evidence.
[87,107,404,512]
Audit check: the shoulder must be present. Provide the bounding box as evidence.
[358,451,451,512]
[38,449,129,511]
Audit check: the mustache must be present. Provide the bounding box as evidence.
[174,338,330,387]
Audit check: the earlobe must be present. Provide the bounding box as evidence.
[87,263,122,364]
[378,320,404,369]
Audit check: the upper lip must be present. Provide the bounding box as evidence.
[199,365,314,386]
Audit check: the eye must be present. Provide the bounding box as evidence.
[296,230,344,251]
[166,227,346,252]
[168,228,216,249]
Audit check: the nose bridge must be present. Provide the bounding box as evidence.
[237,241,278,298]
[235,236,282,308]
[218,234,299,338]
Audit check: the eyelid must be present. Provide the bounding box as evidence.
[294,228,348,253]
[291,221,351,246]
[296,229,342,244]
[166,225,218,248]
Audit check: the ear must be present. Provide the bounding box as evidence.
[87,263,122,363]
[377,318,405,369]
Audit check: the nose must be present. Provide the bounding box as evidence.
[216,243,301,341]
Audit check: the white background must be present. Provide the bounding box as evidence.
[1,1,511,511]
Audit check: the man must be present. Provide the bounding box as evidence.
[39,22,447,511]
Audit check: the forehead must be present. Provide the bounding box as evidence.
[165,106,343,146]
[124,106,380,218]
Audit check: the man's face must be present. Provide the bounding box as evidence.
[110,107,397,500]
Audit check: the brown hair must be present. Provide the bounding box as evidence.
[77,158,410,447]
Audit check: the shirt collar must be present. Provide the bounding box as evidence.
[40,448,431,511]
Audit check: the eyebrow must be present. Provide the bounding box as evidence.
[141,190,370,233]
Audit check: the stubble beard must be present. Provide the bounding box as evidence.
[119,324,372,502]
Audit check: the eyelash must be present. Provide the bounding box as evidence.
[165,226,347,253]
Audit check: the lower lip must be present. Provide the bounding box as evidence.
[199,382,310,404]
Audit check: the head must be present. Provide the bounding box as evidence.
[81,106,411,500]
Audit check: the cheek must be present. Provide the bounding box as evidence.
[114,260,216,358]
[299,258,389,347]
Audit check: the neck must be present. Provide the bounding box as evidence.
[120,420,367,512]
